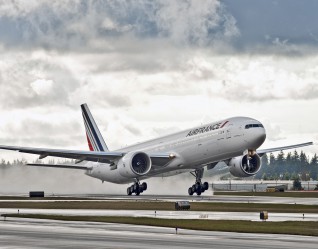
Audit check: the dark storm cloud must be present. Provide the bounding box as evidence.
[0,0,238,51]
[1,0,318,56]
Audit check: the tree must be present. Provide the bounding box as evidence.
[255,154,269,178]
[283,172,290,180]
[262,173,268,180]
[293,177,302,191]
[276,151,285,165]
[310,154,318,180]
[261,153,269,167]
[299,151,309,180]
[289,150,298,173]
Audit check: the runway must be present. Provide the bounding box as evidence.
[1,194,318,205]
[2,208,318,222]
[58,194,318,205]
[1,218,318,249]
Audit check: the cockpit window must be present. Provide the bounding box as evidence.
[245,124,264,129]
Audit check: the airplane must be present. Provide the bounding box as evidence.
[0,104,313,196]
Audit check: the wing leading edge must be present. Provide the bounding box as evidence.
[0,145,175,168]
[257,142,313,157]
[0,145,123,164]
[27,163,92,170]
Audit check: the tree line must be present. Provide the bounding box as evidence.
[256,150,318,181]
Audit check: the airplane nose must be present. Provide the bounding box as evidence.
[256,128,266,148]
[259,133,266,144]
[246,126,266,149]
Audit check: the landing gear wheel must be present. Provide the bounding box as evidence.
[191,185,196,193]
[133,184,138,192]
[195,182,201,191]
[127,181,148,196]
[188,187,194,195]
[203,182,209,191]
[141,182,147,191]
[188,168,208,196]
[127,187,132,195]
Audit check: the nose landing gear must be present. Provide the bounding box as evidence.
[188,168,209,196]
[127,181,147,196]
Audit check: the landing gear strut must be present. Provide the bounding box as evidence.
[127,181,147,196]
[188,168,209,196]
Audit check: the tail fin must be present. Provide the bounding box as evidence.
[81,103,109,152]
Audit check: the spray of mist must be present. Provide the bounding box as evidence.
[0,165,216,196]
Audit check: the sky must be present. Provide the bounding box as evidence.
[0,0,317,162]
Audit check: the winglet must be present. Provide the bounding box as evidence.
[81,103,109,152]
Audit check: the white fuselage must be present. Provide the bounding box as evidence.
[86,117,266,184]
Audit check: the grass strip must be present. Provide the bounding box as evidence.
[4,214,318,237]
[0,201,317,213]
[214,191,318,198]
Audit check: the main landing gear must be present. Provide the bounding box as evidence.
[188,168,209,196]
[127,181,147,196]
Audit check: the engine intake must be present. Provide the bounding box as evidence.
[228,153,261,177]
[118,151,152,178]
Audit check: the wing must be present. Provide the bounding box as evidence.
[27,163,92,170]
[0,145,123,164]
[0,145,175,167]
[257,142,313,156]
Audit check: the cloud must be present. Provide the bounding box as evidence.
[0,0,317,162]
[205,56,318,102]
[0,113,83,148]
[0,50,81,109]
[153,1,239,45]
[30,79,54,95]
[0,0,239,51]
[223,0,318,55]
[1,0,318,56]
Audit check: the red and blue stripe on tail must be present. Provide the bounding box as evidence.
[81,103,109,152]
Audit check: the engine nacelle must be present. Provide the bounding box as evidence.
[228,153,261,177]
[117,151,152,178]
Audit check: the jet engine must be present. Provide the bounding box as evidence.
[228,153,261,177]
[117,151,152,178]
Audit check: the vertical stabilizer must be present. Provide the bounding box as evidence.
[81,103,109,152]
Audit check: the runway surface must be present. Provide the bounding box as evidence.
[58,194,318,205]
[1,208,318,222]
[1,194,318,205]
[1,217,318,249]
